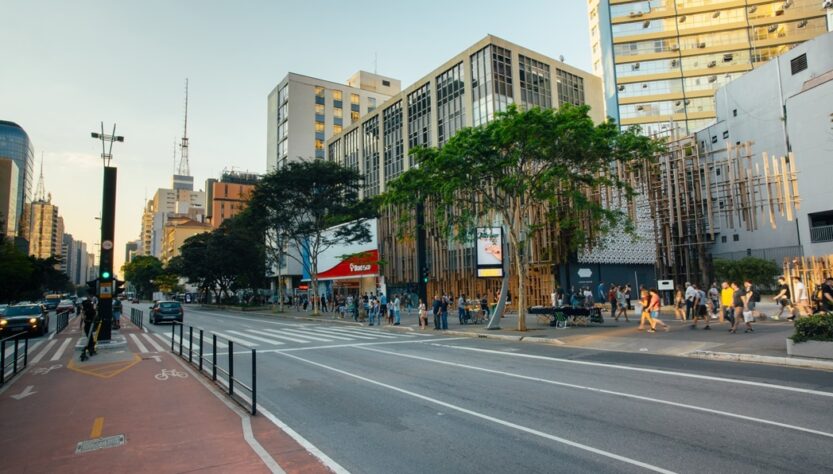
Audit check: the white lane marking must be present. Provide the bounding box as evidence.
[292,328,356,341]
[212,331,259,347]
[29,340,57,365]
[129,333,149,353]
[50,338,73,362]
[361,347,833,440]
[436,344,833,399]
[255,328,315,343]
[154,331,228,350]
[339,328,400,338]
[216,337,471,356]
[225,330,286,346]
[307,327,377,340]
[142,333,165,352]
[267,328,333,342]
[278,351,674,474]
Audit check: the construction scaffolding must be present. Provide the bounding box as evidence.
[640,135,801,285]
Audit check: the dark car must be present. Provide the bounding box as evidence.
[1,304,50,337]
[149,301,184,325]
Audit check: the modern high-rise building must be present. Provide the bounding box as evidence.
[205,171,259,228]
[588,0,831,136]
[27,198,64,261]
[0,121,34,238]
[0,158,19,238]
[139,175,205,259]
[266,71,400,172]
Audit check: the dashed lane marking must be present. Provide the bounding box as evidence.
[50,338,73,362]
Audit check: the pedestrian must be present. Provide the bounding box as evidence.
[708,283,720,319]
[821,277,833,313]
[432,294,441,330]
[793,277,810,316]
[380,293,389,325]
[690,284,711,330]
[81,298,98,356]
[684,282,696,321]
[418,299,427,329]
[673,288,686,321]
[729,282,745,334]
[597,281,607,304]
[615,285,629,322]
[625,284,633,310]
[720,281,735,326]
[458,294,466,324]
[368,298,378,326]
[112,298,122,330]
[393,294,401,325]
[637,289,652,331]
[741,280,756,333]
[440,295,449,330]
[647,288,669,332]
[773,276,795,320]
[608,285,618,316]
[479,294,489,322]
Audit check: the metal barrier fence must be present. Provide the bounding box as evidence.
[1,333,29,386]
[130,308,143,329]
[170,322,257,415]
[56,310,71,334]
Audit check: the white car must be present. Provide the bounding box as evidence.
[56,299,75,314]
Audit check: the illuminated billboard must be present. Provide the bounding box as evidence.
[475,227,504,278]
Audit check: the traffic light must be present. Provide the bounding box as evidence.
[421,267,429,284]
[114,279,125,297]
[86,278,99,296]
[100,270,112,281]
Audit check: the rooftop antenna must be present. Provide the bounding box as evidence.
[35,152,46,202]
[173,138,178,175]
[177,78,190,176]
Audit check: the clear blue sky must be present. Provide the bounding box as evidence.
[0,0,592,272]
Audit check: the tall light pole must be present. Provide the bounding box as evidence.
[90,122,124,342]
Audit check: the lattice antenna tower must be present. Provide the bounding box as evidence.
[35,152,46,202]
[177,78,190,176]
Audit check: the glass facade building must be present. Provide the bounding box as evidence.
[588,0,831,136]
[0,120,34,237]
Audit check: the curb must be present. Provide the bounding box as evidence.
[685,350,833,371]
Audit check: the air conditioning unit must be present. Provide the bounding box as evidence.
[698,42,707,48]
[642,83,649,88]
[723,53,734,62]
[713,11,721,18]
[798,19,808,28]
[632,63,641,71]
[749,6,757,13]
[783,0,793,8]
[671,59,679,67]
[629,11,644,17]
[708,75,717,83]
[674,101,682,106]
[636,105,645,111]
[679,15,687,23]
[768,24,779,33]
[643,20,651,28]
[707,61,717,68]
[618,84,625,91]
[671,44,680,51]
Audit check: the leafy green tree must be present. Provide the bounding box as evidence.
[383,105,661,331]
[122,255,164,299]
[249,160,374,315]
[713,257,780,288]
[0,241,33,303]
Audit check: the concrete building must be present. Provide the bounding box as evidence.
[205,171,259,228]
[124,239,140,264]
[325,35,649,303]
[695,31,833,260]
[140,176,205,259]
[0,158,19,238]
[588,0,831,136]
[160,216,211,264]
[0,121,34,238]
[27,198,64,261]
[266,71,400,171]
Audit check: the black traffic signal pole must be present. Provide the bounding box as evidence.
[97,166,117,341]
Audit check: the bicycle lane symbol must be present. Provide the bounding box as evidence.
[154,369,189,381]
[32,364,62,375]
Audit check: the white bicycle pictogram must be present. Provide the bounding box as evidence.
[154,368,188,381]
[32,364,62,375]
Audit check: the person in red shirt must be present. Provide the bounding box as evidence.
[646,288,669,333]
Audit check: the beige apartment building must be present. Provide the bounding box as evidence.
[588,0,831,136]
[160,215,211,264]
[26,198,64,261]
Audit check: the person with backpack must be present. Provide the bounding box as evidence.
[81,298,98,357]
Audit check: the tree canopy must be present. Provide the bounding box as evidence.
[0,240,72,303]
[713,257,780,288]
[122,255,165,299]
[382,104,662,330]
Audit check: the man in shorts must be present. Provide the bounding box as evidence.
[772,276,794,320]
[720,281,734,325]
[690,284,711,330]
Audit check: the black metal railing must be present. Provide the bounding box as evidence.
[130,308,143,329]
[170,322,257,415]
[56,309,72,334]
[1,333,29,386]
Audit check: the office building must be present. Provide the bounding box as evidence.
[160,215,211,264]
[205,170,259,228]
[0,158,19,238]
[0,121,34,238]
[588,0,831,136]
[325,35,652,304]
[125,239,140,264]
[266,71,400,172]
[27,198,64,261]
[139,175,205,259]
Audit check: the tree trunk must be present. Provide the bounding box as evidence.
[311,254,319,316]
[516,242,527,332]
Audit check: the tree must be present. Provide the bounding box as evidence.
[713,257,780,289]
[122,255,164,299]
[382,105,661,331]
[249,160,374,315]
[0,241,33,303]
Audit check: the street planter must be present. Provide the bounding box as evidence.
[786,312,833,360]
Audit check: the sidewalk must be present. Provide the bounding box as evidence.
[0,316,330,474]
[240,302,833,371]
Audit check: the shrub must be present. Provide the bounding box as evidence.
[790,313,833,343]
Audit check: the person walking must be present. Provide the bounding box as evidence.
[597,281,607,304]
[684,282,696,321]
[625,284,633,310]
[690,284,711,330]
[367,298,377,326]
[821,277,833,313]
[708,283,720,319]
[379,293,389,325]
[673,289,686,321]
[608,285,618,316]
[637,289,652,331]
[432,295,441,330]
[418,299,427,329]
[440,295,449,330]
[81,298,98,357]
[729,282,745,334]
[615,285,629,322]
[741,280,756,333]
[393,294,401,325]
[647,288,669,332]
[794,277,810,316]
[457,294,466,324]
[720,281,735,326]
[773,277,795,320]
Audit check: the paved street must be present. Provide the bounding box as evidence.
[129,302,833,474]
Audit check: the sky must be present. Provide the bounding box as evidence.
[1,0,592,274]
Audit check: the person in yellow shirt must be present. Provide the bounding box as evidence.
[720,281,735,325]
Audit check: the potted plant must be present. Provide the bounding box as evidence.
[786,313,833,359]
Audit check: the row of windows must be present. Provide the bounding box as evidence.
[616,49,752,78]
[618,72,742,98]
[556,69,585,107]
[436,62,466,146]
[407,82,431,167]
[619,96,714,119]
[612,7,748,37]
[382,101,404,183]
[313,86,369,111]
[363,116,380,196]
[471,45,514,127]
[519,54,553,110]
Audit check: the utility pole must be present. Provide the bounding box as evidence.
[90,123,124,341]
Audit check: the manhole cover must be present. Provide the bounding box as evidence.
[76,434,125,454]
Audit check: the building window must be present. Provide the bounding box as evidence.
[436,62,465,146]
[519,55,552,110]
[721,236,727,243]
[809,210,833,243]
[333,124,342,135]
[344,128,360,171]
[315,86,325,97]
[362,116,380,196]
[315,104,324,115]
[733,109,737,117]
[334,107,343,119]
[382,80,391,87]
[722,130,729,139]
[333,90,342,101]
[351,93,360,105]
[790,53,807,75]
[733,234,739,242]
[471,45,513,127]
[315,121,325,133]
[351,111,360,122]
[407,82,431,166]
[368,97,377,112]
[555,69,585,107]
[383,101,404,183]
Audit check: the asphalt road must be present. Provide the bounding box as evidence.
[131,303,833,474]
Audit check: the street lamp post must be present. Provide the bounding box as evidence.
[90,122,124,342]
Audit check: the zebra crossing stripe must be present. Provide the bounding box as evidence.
[307,327,378,340]
[270,328,334,342]
[51,338,73,361]
[129,333,149,353]
[284,328,356,341]
[334,327,400,338]
[142,333,165,352]
[227,330,288,345]
[212,331,260,347]
[243,328,314,344]
[29,339,57,365]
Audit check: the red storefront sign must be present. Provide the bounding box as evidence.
[316,249,379,280]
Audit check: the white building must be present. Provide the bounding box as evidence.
[696,31,833,260]
[140,176,205,259]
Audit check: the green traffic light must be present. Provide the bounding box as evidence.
[101,271,111,279]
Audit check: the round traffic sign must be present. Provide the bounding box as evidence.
[102,240,113,250]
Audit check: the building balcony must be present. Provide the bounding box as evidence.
[810,225,833,243]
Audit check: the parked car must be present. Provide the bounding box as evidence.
[56,299,75,314]
[149,301,184,325]
[0,304,50,336]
